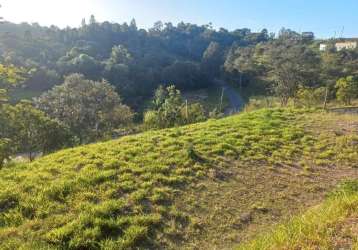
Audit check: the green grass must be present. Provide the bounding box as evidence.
[0,108,357,249]
[237,180,358,250]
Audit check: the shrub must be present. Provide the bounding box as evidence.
[295,86,326,108]
[244,96,280,111]
[0,138,12,167]
[335,76,358,105]
[180,103,206,124]
[144,110,161,129]
[145,85,207,129]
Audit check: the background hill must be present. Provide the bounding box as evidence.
[2,19,358,116]
[0,18,269,109]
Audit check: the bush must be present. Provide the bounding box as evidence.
[144,110,161,129]
[244,96,280,112]
[335,76,358,105]
[144,85,208,129]
[0,138,12,168]
[295,86,326,108]
[0,102,71,164]
[180,103,206,124]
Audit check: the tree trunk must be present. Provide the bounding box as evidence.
[323,87,328,110]
[29,152,34,162]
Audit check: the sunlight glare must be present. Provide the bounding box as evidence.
[1,0,98,27]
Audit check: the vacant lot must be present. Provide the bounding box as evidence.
[0,109,357,249]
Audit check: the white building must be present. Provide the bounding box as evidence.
[335,41,357,51]
[319,44,327,51]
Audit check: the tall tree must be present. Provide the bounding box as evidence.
[5,101,70,161]
[335,76,358,105]
[0,64,25,166]
[35,74,133,142]
[202,41,224,78]
[262,40,320,105]
[0,64,25,103]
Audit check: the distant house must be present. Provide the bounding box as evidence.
[335,41,357,51]
[302,32,314,40]
[319,44,327,51]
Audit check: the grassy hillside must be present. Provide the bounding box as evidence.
[0,109,357,249]
[237,180,358,250]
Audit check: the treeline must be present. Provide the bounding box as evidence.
[224,28,358,105]
[0,16,269,108]
[1,19,357,109]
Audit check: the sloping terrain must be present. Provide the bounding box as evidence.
[0,109,357,249]
[237,180,358,250]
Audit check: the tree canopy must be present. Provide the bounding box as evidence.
[35,74,133,142]
[0,18,270,107]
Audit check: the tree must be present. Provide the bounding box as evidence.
[144,85,183,128]
[144,85,206,128]
[150,21,164,34]
[180,103,206,124]
[143,110,161,129]
[129,19,137,31]
[162,61,209,90]
[0,101,69,165]
[0,138,11,168]
[224,46,262,90]
[153,85,167,109]
[103,45,133,95]
[295,86,326,108]
[6,101,70,161]
[202,42,224,78]
[335,76,358,105]
[35,74,133,142]
[108,45,133,65]
[0,64,25,103]
[81,18,86,28]
[0,64,25,166]
[277,28,300,40]
[89,15,96,25]
[263,41,320,105]
[63,54,102,79]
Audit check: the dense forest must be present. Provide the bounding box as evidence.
[0,16,270,107]
[2,17,358,107]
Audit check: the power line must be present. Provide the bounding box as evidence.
[340,26,345,38]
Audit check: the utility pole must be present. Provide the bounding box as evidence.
[185,99,188,119]
[323,86,329,110]
[219,87,224,112]
[339,26,345,39]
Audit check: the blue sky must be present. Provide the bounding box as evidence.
[2,0,358,38]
